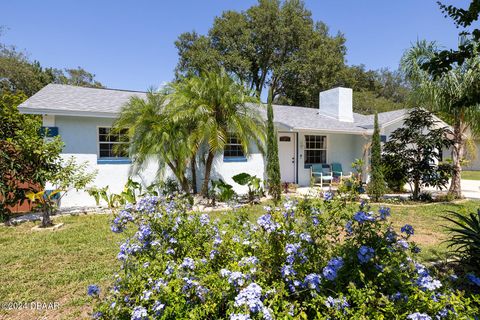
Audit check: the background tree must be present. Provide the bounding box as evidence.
[401,41,480,198]
[1,31,103,96]
[367,113,386,201]
[266,87,281,203]
[169,70,265,196]
[175,0,408,113]
[383,108,453,200]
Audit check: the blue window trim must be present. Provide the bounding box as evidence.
[97,158,132,164]
[304,164,313,169]
[223,156,247,163]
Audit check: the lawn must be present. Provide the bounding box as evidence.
[462,170,480,180]
[1,200,480,319]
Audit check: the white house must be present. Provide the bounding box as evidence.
[18,84,414,207]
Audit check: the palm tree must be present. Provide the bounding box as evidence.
[169,69,265,196]
[401,40,480,198]
[113,90,193,194]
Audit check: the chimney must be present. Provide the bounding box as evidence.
[319,87,353,122]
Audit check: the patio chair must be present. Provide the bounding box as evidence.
[331,163,352,180]
[311,163,333,186]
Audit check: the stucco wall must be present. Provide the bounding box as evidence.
[296,131,367,186]
[49,115,371,207]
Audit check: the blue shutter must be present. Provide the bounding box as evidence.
[40,126,59,137]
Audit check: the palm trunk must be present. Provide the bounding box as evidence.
[449,120,464,198]
[190,156,197,194]
[413,179,420,200]
[201,151,215,197]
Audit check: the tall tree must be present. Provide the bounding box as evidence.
[174,0,346,104]
[169,70,265,196]
[401,41,480,198]
[266,87,281,203]
[367,113,386,202]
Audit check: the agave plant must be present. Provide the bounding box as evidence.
[444,209,480,268]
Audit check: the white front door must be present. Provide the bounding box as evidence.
[278,133,295,183]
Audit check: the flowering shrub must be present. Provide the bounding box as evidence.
[90,196,480,319]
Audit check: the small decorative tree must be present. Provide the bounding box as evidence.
[382,108,453,200]
[266,87,282,203]
[27,158,96,227]
[367,113,386,202]
[0,91,63,222]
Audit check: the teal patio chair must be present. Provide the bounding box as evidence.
[311,163,333,186]
[331,163,352,180]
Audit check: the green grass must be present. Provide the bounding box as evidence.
[462,170,480,180]
[1,200,480,319]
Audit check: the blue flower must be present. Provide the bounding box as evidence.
[209,250,219,259]
[299,232,313,243]
[304,273,321,292]
[281,264,297,278]
[228,271,247,287]
[406,312,431,320]
[131,306,148,320]
[323,191,333,201]
[136,224,152,243]
[234,283,264,313]
[180,257,195,270]
[378,207,391,220]
[324,296,349,311]
[199,214,210,226]
[345,221,353,235]
[396,239,409,250]
[416,267,442,291]
[92,311,103,319]
[401,224,414,236]
[166,248,175,255]
[357,246,375,264]
[239,256,259,266]
[467,273,480,286]
[323,257,344,281]
[87,284,100,297]
[353,211,376,223]
[257,214,279,233]
[152,301,165,316]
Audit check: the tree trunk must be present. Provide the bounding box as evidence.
[190,156,197,195]
[201,151,215,197]
[42,207,52,227]
[449,121,464,198]
[413,179,420,200]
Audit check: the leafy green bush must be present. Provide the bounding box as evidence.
[232,173,264,203]
[89,196,480,319]
[210,179,236,204]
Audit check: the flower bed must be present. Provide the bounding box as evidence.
[90,195,480,319]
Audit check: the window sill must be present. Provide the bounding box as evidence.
[223,156,247,163]
[97,158,132,165]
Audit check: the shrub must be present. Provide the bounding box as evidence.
[444,209,480,269]
[90,196,480,319]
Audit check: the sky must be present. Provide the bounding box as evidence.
[0,0,475,92]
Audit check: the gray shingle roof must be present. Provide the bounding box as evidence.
[17,84,146,116]
[18,84,406,132]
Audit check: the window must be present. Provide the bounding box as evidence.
[224,134,245,158]
[98,127,129,158]
[304,135,326,165]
